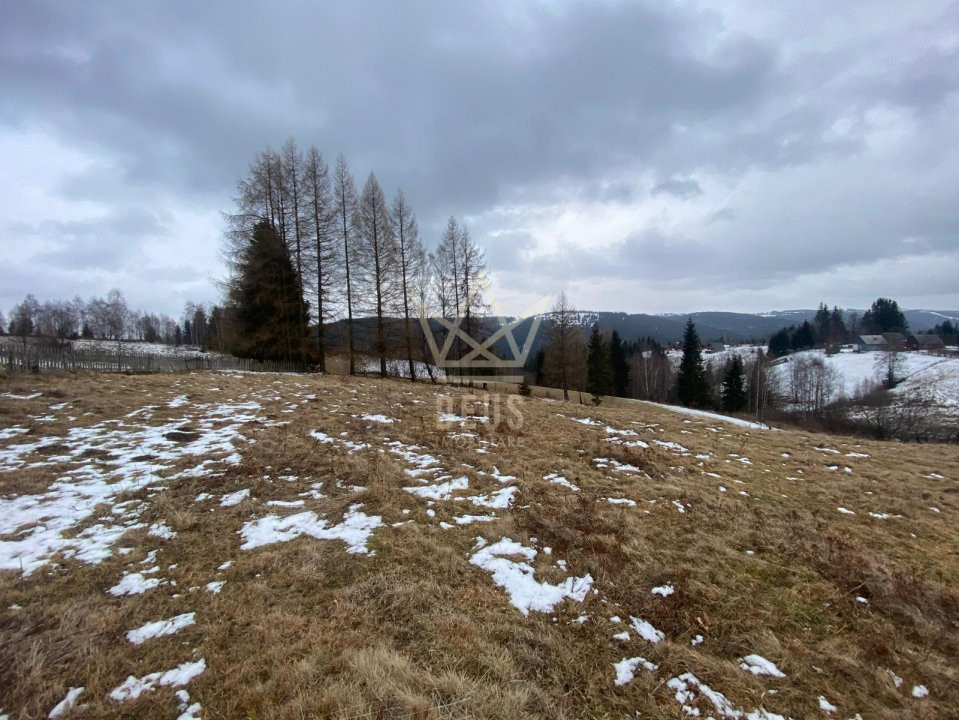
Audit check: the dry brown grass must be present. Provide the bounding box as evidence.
[1,370,957,719]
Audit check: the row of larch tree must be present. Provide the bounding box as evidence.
[223,140,487,376]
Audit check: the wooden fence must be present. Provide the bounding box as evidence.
[1,344,305,375]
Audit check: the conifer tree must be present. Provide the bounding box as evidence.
[677,318,710,407]
[791,320,816,350]
[768,328,791,357]
[829,306,847,344]
[721,355,747,412]
[862,297,908,333]
[586,323,612,404]
[814,303,830,345]
[609,329,630,397]
[230,220,311,363]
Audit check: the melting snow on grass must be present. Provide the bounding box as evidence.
[240,504,382,554]
[667,672,788,719]
[465,485,518,509]
[593,458,641,473]
[126,612,196,644]
[220,488,251,506]
[818,695,837,713]
[0,427,28,441]
[47,687,84,718]
[0,400,260,573]
[613,656,658,685]
[175,689,202,720]
[629,616,665,644]
[544,472,579,491]
[739,654,786,677]
[109,572,164,596]
[404,476,469,501]
[629,400,772,430]
[109,658,206,702]
[469,538,593,616]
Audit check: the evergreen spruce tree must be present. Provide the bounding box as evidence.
[532,347,546,386]
[862,297,908,333]
[768,328,791,357]
[720,355,747,412]
[586,323,612,404]
[814,303,831,345]
[791,320,816,350]
[609,329,630,397]
[230,220,311,364]
[677,318,710,407]
[829,306,847,344]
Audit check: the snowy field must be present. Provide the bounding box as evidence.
[0,371,956,718]
[673,344,959,415]
[0,337,218,358]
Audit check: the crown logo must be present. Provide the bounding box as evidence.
[416,273,550,383]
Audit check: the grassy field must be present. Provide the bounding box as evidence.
[1,371,957,719]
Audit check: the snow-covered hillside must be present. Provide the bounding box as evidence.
[771,349,959,412]
[0,337,218,358]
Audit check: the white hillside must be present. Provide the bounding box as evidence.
[772,349,959,413]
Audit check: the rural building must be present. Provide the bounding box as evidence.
[857,335,887,352]
[881,332,908,350]
[907,334,945,351]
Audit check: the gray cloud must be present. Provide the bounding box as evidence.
[1,0,958,315]
[651,178,704,198]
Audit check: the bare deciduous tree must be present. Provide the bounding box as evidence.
[333,154,359,375]
[543,291,584,401]
[788,354,839,415]
[630,347,673,402]
[355,172,399,378]
[391,189,425,381]
[304,145,337,371]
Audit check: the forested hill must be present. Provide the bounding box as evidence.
[490,308,959,352]
[325,308,959,365]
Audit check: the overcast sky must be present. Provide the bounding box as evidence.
[2,0,958,319]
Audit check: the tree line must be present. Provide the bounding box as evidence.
[1,291,225,350]
[767,297,915,357]
[220,140,488,377]
[530,294,775,416]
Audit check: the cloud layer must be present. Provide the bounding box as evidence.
[1,0,957,316]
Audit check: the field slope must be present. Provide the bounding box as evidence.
[1,372,957,719]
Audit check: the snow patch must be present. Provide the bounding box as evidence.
[109,659,206,702]
[48,687,84,718]
[240,504,382,554]
[613,656,658,685]
[469,538,593,616]
[126,612,196,644]
[739,654,785,678]
[629,616,665,644]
